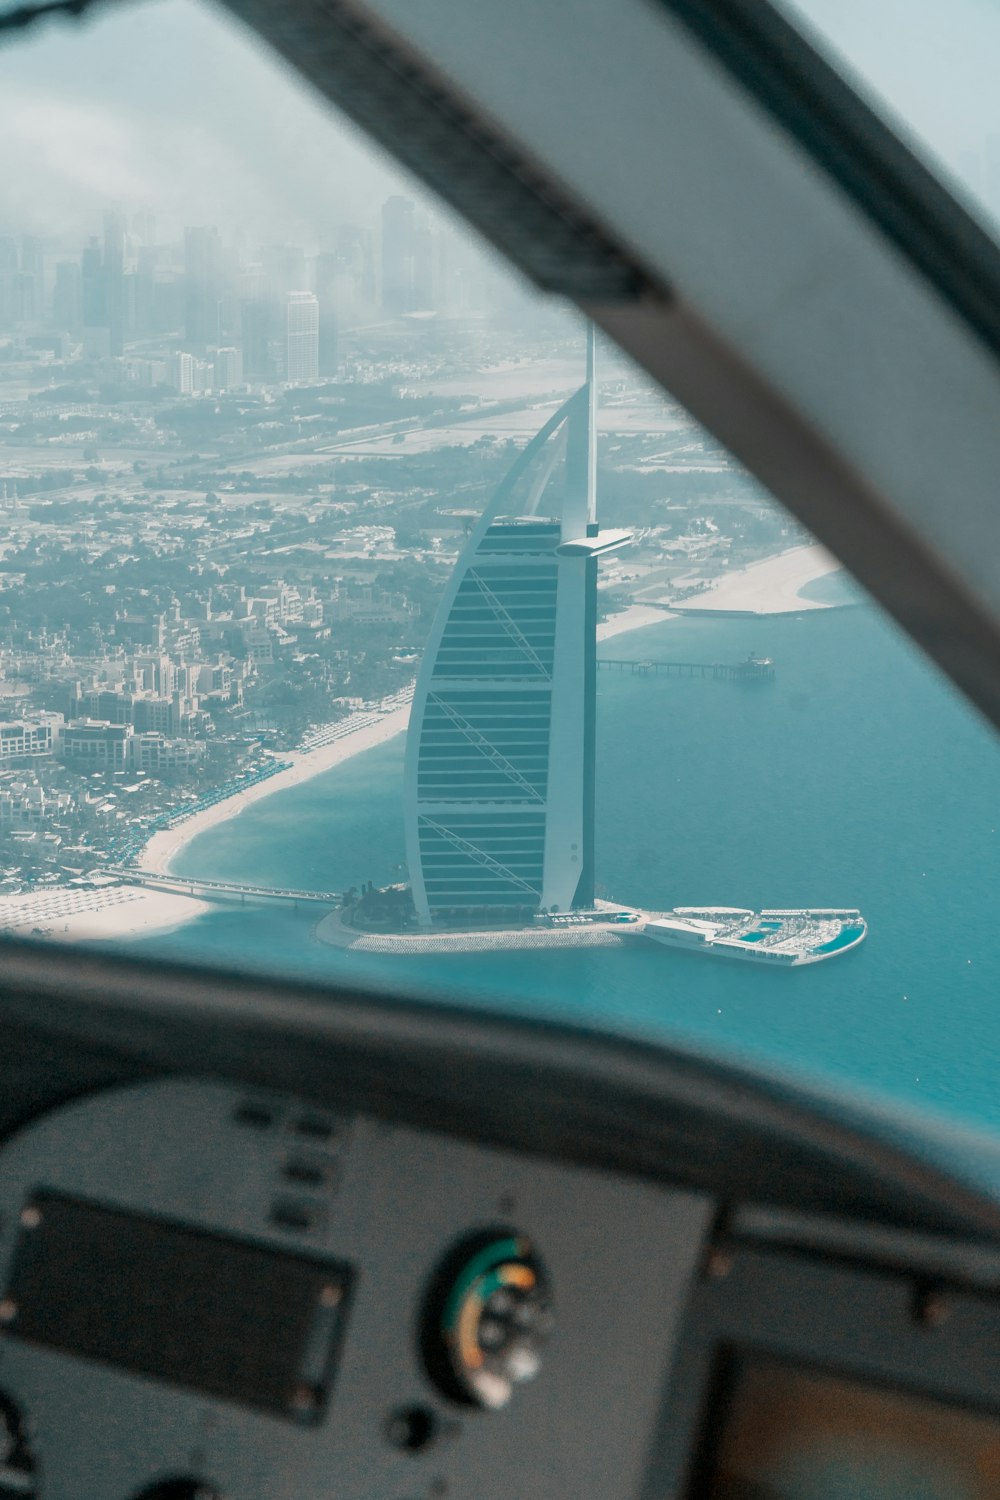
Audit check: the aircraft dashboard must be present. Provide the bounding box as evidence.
[0,948,998,1498]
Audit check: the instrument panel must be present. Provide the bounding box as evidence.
[2,1073,1000,1498]
[0,1078,710,1499]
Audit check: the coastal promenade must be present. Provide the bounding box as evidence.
[0,544,846,948]
[673,543,842,614]
[135,689,415,879]
[598,656,774,680]
[118,869,341,906]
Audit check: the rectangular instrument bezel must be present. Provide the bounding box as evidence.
[2,1190,354,1423]
[640,1242,1000,1499]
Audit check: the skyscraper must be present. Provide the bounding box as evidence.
[53,262,82,332]
[213,346,243,391]
[19,236,43,323]
[265,244,307,301]
[241,296,273,382]
[81,238,109,357]
[403,331,630,927]
[381,195,417,313]
[103,209,127,356]
[184,227,222,347]
[285,291,319,383]
[0,239,16,332]
[312,252,340,376]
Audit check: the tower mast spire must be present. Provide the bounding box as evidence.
[586,322,597,529]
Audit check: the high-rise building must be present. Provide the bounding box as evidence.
[81,238,109,357]
[381,195,417,313]
[285,291,319,383]
[0,239,16,332]
[167,350,195,395]
[412,217,436,310]
[19,236,43,323]
[403,331,630,927]
[312,252,339,376]
[132,211,156,246]
[334,223,376,309]
[265,244,307,301]
[213,346,243,391]
[184,227,222,347]
[103,209,127,355]
[53,261,82,332]
[240,296,273,381]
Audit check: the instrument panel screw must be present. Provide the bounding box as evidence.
[291,1384,320,1416]
[916,1288,950,1327]
[19,1206,41,1230]
[319,1284,342,1308]
[0,1300,16,1325]
[705,1249,733,1280]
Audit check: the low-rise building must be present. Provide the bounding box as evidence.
[130,733,207,774]
[61,720,132,770]
[0,713,62,766]
[0,782,73,830]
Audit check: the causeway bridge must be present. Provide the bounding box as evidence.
[598,655,774,681]
[112,869,342,907]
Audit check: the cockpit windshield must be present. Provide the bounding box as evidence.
[1,0,998,1146]
[784,0,1000,239]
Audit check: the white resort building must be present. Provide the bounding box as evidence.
[403,331,631,928]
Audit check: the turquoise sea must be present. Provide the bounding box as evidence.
[125,576,1000,1138]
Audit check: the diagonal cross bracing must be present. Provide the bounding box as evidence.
[467,569,550,677]
[428,695,544,802]
[419,816,541,898]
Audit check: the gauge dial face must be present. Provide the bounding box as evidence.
[425,1232,553,1410]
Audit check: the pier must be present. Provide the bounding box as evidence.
[598,655,774,681]
[110,869,342,907]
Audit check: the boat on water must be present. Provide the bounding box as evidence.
[642,907,867,966]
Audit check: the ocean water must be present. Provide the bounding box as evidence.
[124,586,1000,1137]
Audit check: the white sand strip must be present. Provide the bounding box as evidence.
[138,701,413,877]
[139,605,677,883]
[597,603,676,641]
[33,590,731,945]
[679,544,843,613]
[0,884,210,943]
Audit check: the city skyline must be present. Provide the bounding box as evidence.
[0,193,525,392]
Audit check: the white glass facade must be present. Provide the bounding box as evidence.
[404,366,609,928]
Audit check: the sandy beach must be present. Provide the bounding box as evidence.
[138,700,414,877]
[0,883,210,944]
[677,544,843,614]
[1,550,841,946]
[138,604,679,883]
[597,602,675,640]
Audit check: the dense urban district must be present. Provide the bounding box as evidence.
[0,202,804,895]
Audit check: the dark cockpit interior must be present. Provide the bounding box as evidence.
[3,0,1000,1495]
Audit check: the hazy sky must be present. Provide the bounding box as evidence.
[786,0,1000,220]
[2,0,1000,244]
[0,0,417,242]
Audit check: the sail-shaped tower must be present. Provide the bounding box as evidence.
[404,332,631,928]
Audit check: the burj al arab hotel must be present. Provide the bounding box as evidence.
[403,332,632,929]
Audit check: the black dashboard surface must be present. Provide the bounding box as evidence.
[1,940,1000,1498]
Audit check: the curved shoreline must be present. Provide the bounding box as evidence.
[136,701,414,878]
[0,543,842,946]
[135,603,680,884]
[675,543,842,614]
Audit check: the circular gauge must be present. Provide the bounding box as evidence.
[422,1230,553,1410]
